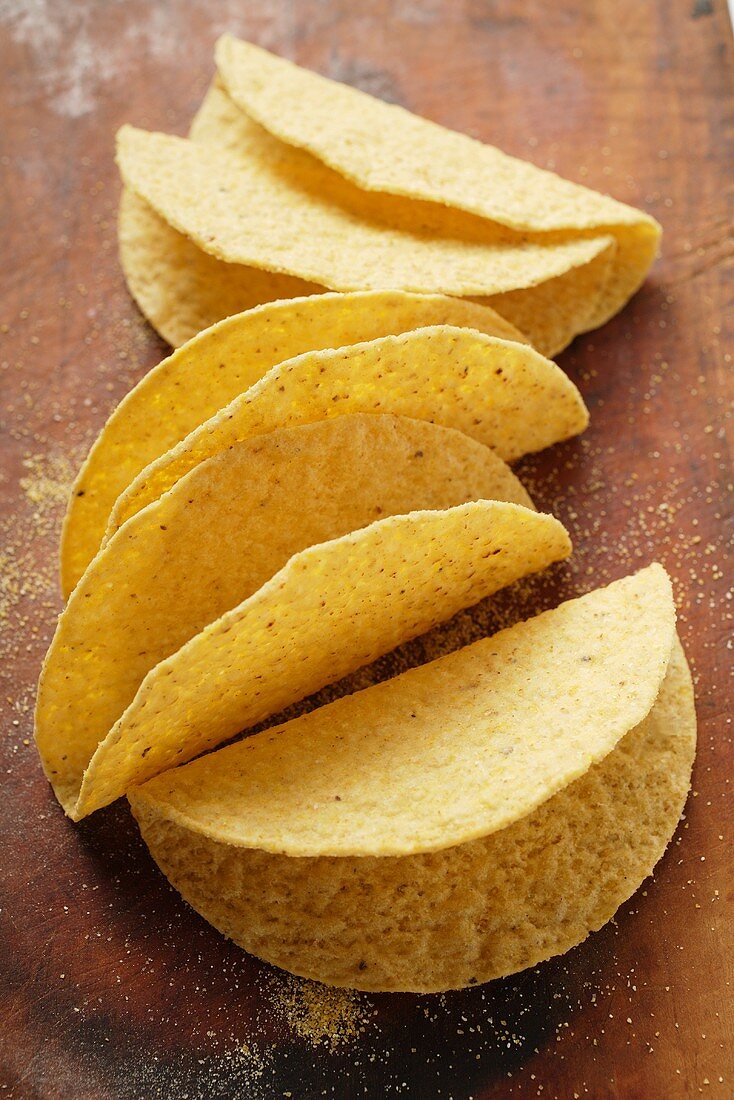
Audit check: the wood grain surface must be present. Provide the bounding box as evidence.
[1,2,732,1097]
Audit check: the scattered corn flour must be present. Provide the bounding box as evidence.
[262,973,372,1050]
[0,448,83,706]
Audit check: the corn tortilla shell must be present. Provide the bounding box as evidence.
[104,326,588,542]
[117,123,613,301]
[38,449,563,818]
[61,292,527,597]
[130,574,693,992]
[216,35,660,328]
[216,37,646,233]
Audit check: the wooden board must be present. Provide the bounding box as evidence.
[1,2,732,1096]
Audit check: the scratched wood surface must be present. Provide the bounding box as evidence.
[1,2,732,1097]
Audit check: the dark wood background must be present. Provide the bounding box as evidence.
[1,2,732,1097]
